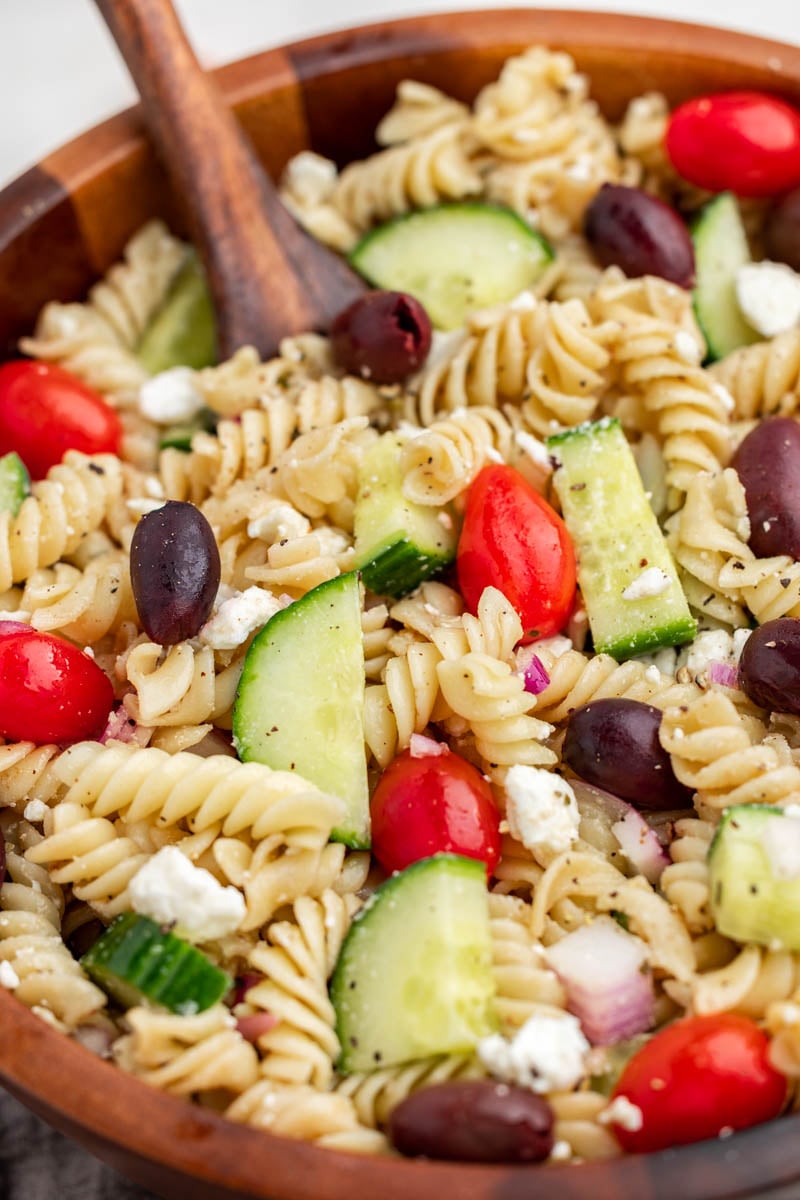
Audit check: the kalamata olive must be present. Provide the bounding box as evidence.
[583,184,695,288]
[388,1079,554,1163]
[130,500,220,645]
[738,618,800,714]
[330,290,432,384]
[765,187,800,272]
[731,417,800,560]
[563,698,693,810]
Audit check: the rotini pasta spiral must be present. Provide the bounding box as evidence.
[335,1053,484,1130]
[399,407,515,505]
[114,1004,259,1097]
[121,640,243,729]
[22,550,136,643]
[489,893,566,1028]
[227,1078,385,1151]
[709,327,800,420]
[659,817,716,936]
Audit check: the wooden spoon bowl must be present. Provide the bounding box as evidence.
[2,10,800,1199]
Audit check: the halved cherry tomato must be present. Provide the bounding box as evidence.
[0,362,122,480]
[0,629,115,744]
[457,464,576,643]
[666,92,800,197]
[611,1013,787,1154]
[370,747,501,876]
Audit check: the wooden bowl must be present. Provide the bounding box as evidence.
[2,10,800,1199]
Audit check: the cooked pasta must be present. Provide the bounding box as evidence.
[8,42,800,1171]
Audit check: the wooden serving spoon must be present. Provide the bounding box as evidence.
[94,0,366,360]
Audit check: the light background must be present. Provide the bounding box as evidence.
[1,0,799,186]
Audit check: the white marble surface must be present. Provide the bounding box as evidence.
[0,0,798,187]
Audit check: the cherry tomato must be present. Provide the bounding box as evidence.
[0,362,122,480]
[0,629,115,744]
[457,464,576,643]
[611,1014,787,1154]
[666,92,800,198]
[370,747,501,875]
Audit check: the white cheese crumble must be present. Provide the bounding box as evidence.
[644,664,662,684]
[514,430,551,466]
[678,628,736,675]
[0,961,20,990]
[549,1140,573,1162]
[507,289,537,312]
[247,504,311,543]
[674,329,702,365]
[621,567,671,601]
[598,1095,644,1132]
[503,765,579,863]
[23,800,48,823]
[139,367,205,425]
[199,586,282,651]
[129,846,245,942]
[735,261,800,338]
[478,1011,589,1094]
[0,610,30,623]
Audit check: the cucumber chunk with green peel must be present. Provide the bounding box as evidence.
[547,418,696,659]
[349,203,553,330]
[692,192,760,363]
[137,253,217,373]
[331,854,496,1073]
[354,432,457,597]
[80,912,230,1014]
[0,452,30,516]
[708,804,800,951]
[232,571,369,848]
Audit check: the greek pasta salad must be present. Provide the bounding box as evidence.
[4,45,800,1166]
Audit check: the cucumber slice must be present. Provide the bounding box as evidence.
[80,912,230,1014]
[137,252,217,373]
[232,571,369,848]
[331,854,496,1073]
[692,192,760,363]
[349,203,553,330]
[354,432,457,597]
[708,804,800,951]
[0,451,30,516]
[547,418,696,659]
[158,408,217,452]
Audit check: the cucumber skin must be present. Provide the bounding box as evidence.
[331,854,496,1074]
[158,408,217,452]
[354,433,457,597]
[708,804,800,950]
[349,203,553,331]
[137,253,217,374]
[691,193,759,364]
[0,452,30,516]
[232,572,369,849]
[81,913,230,1015]
[547,419,696,659]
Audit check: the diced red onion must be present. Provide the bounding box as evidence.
[521,654,550,695]
[546,917,655,1046]
[99,705,145,745]
[571,780,669,883]
[707,660,739,689]
[236,1012,279,1043]
[409,733,448,758]
[74,1024,115,1059]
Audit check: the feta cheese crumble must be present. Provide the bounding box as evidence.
[503,765,579,863]
[478,1011,589,1093]
[139,367,205,425]
[247,504,311,543]
[23,799,48,823]
[199,586,282,651]
[129,845,245,942]
[0,961,20,990]
[621,567,671,601]
[674,329,702,365]
[514,430,551,466]
[735,261,800,338]
[598,1095,644,1132]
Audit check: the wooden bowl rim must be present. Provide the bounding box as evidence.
[3,9,800,1198]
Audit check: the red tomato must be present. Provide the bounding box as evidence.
[611,1014,787,1154]
[666,91,800,197]
[370,747,501,875]
[457,464,576,644]
[0,629,115,744]
[0,362,122,480]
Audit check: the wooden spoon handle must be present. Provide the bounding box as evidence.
[94,0,364,359]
